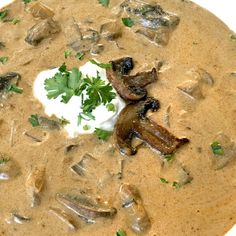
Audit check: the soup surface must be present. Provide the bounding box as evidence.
[0,0,236,235]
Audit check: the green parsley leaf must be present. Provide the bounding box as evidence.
[0,10,8,21]
[122,17,134,27]
[28,114,40,127]
[82,72,116,113]
[75,52,85,61]
[83,124,91,130]
[160,178,169,184]
[0,156,10,165]
[94,128,112,141]
[106,103,116,112]
[7,84,23,94]
[78,112,95,125]
[172,181,181,189]
[64,50,72,59]
[89,59,112,69]
[0,56,8,64]
[58,117,70,126]
[164,154,174,162]
[22,0,36,4]
[116,229,127,236]
[211,141,224,155]
[98,0,109,7]
[11,18,20,25]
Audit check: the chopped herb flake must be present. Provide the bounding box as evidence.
[59,117,70,126]
[0,56,8,64]
[122,17,135,27]
[89,59,112,69]
[12,18,20,25]
[28,114,40,127]
[83,124,91,130]
[160,178,169,184]
[7,84,23,94]
[0,157,10,165]
[94,128,112,141]
[116,229,127,236]
[0,10,8,21]
[106,103,116,112]
[172,181,181,189]
[64,50,72,59]
[211,141,224,155]
[75,52,85,61]
[98,0,109,7]
[78,112,95,125]
[230,34,236,40]
[164,154,174,162]
[22,0,36,4]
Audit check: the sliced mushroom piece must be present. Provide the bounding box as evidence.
[49,207,78,231]
[6,212,31,225]
[38,116,60,130]
[100,21,122,41]
[90,44,104,55]
[177,80,204,100]
[0,72,21,93]
[107,57,157,101]
[64,144,79,154]
[211,133,236,170]
[115,97,189,155]
[161,159,192,186]
[25,18,60,46]
[119,183,151,234]
[70,153,97,177]
[56,193,117,223]
[120,0,180,46]
[27,2,55,19]
[0,153,20,181]
[25,165,46,207]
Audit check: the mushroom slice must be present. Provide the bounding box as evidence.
[115,97,189,155]
[211,133,236,170]
[0,153,20,181]
[0,72,21,94]
[49,207,77,231]
[107,57,157,101]
[25,165,46,207]
[6,212,31,225]
[119,183,151,234]
[56,193,117,223]
[100,21,122,41]
[120,0,180,46]
[25,18,60,46]
[27,2,55,19]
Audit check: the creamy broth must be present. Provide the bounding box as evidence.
[0,0,236,236]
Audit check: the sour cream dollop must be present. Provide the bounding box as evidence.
[33,61,125,138]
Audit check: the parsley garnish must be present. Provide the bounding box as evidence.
[172,181,181,189]
[22,0,36,4]
[160,178,169,184]
[12,18,20,25]
[81,72,116,112]
[0,157,10,165]
[0,10,8,21]
[75,52,85,61]
[83,124,91,130]
[211,141,224,155]
[89,59,112,69]
[164,154,174,162]
[106,103,116,112]
[59,117,70,126]
[28,114,40,127]
[7,84,23,94]
[94,128,112,141]
[64,50,72,59]
[0,56,8,64]
[78,112,95,125]
[98,0,109,7]
[122,17,134,27]
[116,229,127,236]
